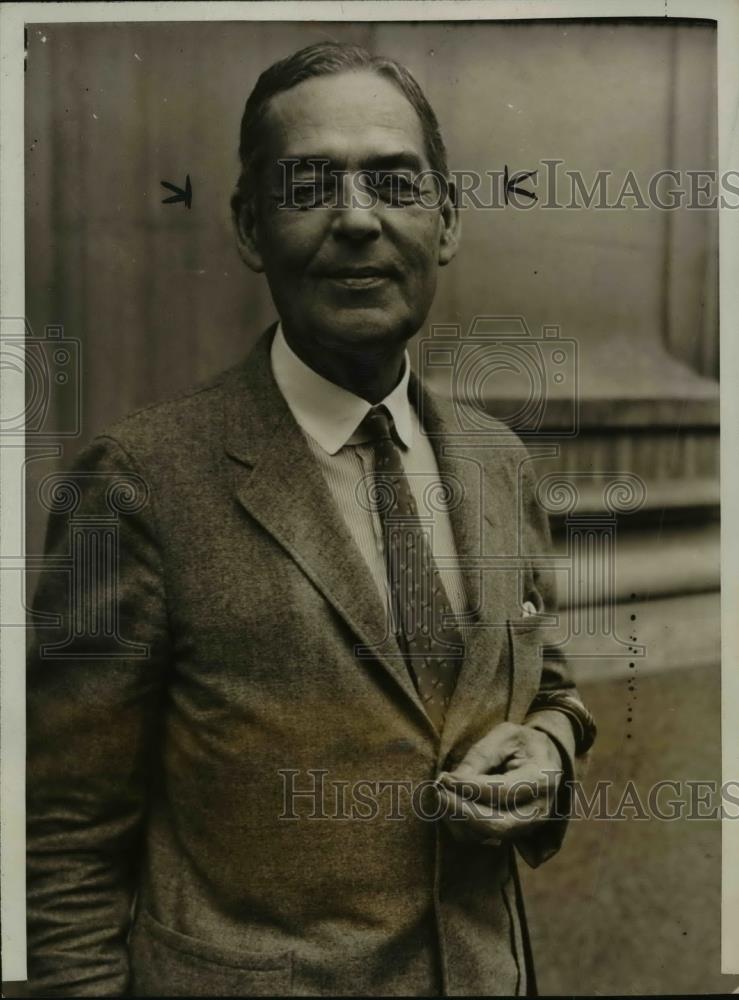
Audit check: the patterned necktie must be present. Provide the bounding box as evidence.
[362,405,464,731]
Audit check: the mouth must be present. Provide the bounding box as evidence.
[318,266,394,289]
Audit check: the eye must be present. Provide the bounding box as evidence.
[374,172,418,206]
[279,178,340,210]
[291,182,324,208]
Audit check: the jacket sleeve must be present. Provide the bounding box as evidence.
[515,453,596,869]
[26,435,171,996]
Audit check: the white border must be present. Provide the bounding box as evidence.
[0,0,28,984]
[718,0,739,977]
[1,0,737,984]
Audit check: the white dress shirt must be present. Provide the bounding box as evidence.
[270,324,468,629]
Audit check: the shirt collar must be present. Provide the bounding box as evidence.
[270,322,414,455]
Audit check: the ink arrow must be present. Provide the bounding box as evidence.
[504,165,537,205]
[161,174,192,209]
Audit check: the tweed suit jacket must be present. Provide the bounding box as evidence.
[27,326,584,997]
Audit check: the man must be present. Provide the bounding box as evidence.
[27,42,595,996]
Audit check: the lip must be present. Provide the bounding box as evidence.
[325,274,390,289]
[317,265,395,283]
[318,267,394,291]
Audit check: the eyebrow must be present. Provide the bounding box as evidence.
[279,151,426,174]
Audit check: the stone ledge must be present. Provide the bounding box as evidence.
[546,476,719,521]
[424,331,719,431]
[552,521,719,608]
[549,590,720,683]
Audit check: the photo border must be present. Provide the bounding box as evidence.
[1,0,737,984]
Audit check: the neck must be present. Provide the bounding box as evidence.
[282,327,407,404]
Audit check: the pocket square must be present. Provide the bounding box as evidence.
[521,601,538,617]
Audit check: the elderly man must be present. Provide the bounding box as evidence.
[27,41,595,997]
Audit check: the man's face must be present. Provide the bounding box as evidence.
[237,70,459,354]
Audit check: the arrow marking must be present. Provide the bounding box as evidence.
[503,164,537,205]
[161,174,192,209]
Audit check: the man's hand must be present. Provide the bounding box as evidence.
[436,722,563,846]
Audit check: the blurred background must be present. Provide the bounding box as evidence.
[23,17,725,995]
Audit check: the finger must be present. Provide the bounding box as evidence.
[484,764,560,806]
[439,763,553,808]
[439,786,553,841]
[447,723,522,779]
[438,786,517,841]
[437,771,509,808]
[459,793,551,840]
[508,794,555,832]
[436,772,488,803]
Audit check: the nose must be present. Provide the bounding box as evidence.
[330,172,381,241]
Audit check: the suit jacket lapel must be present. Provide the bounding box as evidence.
[223,330,433,730]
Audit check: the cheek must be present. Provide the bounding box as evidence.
[394,212,443,273]
[260,214,326,273]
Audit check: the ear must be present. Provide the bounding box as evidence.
[231,188,265,274]
[437,179,461,267]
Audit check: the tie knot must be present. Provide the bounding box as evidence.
[361,405,395,444]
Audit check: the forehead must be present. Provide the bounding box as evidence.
[260,69,428,168]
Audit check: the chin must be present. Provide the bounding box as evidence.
[315,309,417,351]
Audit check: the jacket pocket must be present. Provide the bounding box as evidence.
[129,909,293,997]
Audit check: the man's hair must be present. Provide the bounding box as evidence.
[231,40,449,214]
